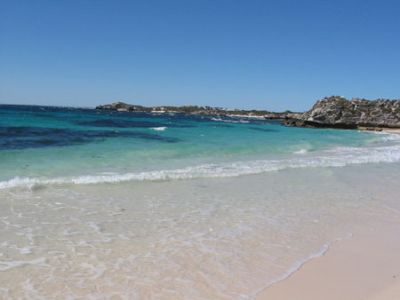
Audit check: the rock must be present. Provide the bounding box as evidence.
[285,96,400,129]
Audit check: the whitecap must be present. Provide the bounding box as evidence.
[294,149,308,155]
[376,132,400,141]
[211,117,249,124]
[151,127,167,131]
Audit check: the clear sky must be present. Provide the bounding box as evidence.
[1,0,399,111]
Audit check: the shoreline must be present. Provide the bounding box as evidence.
[382,128,400,135]
[2,104,400,298]
[256,218,400,300]
[1,161,400,298]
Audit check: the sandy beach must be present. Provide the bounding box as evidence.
[383,128,400,135]
[257,218,400,300]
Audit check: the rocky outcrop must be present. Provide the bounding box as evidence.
[284,96,400,129]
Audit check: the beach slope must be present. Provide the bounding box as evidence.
[257,220,400,300]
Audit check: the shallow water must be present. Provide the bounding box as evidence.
[1,165,400,299]
[1,105,400,299]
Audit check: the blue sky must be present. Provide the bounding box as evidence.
[1,0,399,111]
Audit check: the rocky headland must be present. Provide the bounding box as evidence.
[284,96,400,130]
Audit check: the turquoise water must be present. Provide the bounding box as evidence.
[2,104,400,299]
[0,104,397,187]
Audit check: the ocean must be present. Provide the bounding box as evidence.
[1,104,400,299]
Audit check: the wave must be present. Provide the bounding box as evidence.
[253,243,330,298]
[151,127,167,131]
[253,232,353,298]
[373,131,400,141]
[211,117,250,124]
[293,148,309,155]
[1,143,400,190]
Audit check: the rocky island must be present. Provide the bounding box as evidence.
[96,102,301,120]
[284,96,400,130]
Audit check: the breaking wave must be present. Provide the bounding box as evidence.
[210,117,250,124]
[151,126,167,131]
[2,143,400,190]
[293,148,309,155]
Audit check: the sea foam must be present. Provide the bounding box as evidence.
[151,127,167,131]
[294,148,308,154]
[1,143,400,190]
[211,117,250,124]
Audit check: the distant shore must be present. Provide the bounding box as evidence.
[97,96,400,131]
[95,101,301,120]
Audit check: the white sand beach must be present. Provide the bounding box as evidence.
[257,218,400,300]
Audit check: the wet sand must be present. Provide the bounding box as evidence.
[256,218,400,300]
[382,128,400,135]
[1,163,400,298]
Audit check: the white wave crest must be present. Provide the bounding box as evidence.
[377,132,400,141]
[151,127,167,131]
[1,144,400,190]
[294,148,308,155]
[211,117,250,124]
